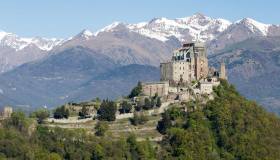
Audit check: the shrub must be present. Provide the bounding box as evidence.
[130,112,148,126]
[31,109,50,124]
[95,121,109,136]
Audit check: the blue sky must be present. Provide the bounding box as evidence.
[0,0,279,38]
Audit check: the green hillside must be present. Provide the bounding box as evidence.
[158,80,280,159]
[0,80,279,160]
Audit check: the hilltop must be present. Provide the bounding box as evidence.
[0,80,279,159]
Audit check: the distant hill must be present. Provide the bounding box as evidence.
[0,46,159,109]
[209,36,280,115]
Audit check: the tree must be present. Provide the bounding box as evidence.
[157,111,172,134]
[156,97,162,107]
[127,134,156,159]
[48,153,62,160]
[135,105,142,112]
[6,111,29,132]
[143,98,151,110]
[97,100,117,121]
[95,121,109,136]
[31,109,50,124]
[151,98,155,108]
[91,144,105,160]
[53,106,69,119]
[119,101,132,114]
[128,82,142,98]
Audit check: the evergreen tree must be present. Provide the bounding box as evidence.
[143,98,152,110]
[97,100,117,121]
[119,101,132,114]
[53,106,69,119]
[128,82,142,98]
[156,97,162,107]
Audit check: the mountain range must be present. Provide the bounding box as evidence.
[0,13,280,114]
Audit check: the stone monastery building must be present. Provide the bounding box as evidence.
[142,42,226,100]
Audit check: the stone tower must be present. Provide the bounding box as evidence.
[219,61,227,80]
[160,42,209,84]
[2,106,13,118]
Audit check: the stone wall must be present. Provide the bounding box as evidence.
[142,82,169,97]
[200,82,213,94]
[160,62,173,81]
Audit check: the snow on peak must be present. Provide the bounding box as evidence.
[0,31,64,51]
[236,18,270,35]
[127,22,148,29]
[82,29,93,37]
[76,29,94,39]
[0,31,11,40]
[28,37,65,51]
[125,14,232,42]
[149,17,179,26]
[94,22,124,36]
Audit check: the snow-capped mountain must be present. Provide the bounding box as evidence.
[0,31,65,73]
[235,18,271,36]
[0,31,64,51]
[126,13,231,42]
[91,13,277,47]
[0,13,276,54]
[208,17,275,53]
[74,29,94,40]
[91,13,232,42]
[0,13,279,73]
[94,22,123,36]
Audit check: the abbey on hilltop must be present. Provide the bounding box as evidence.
[142,42,226,101]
